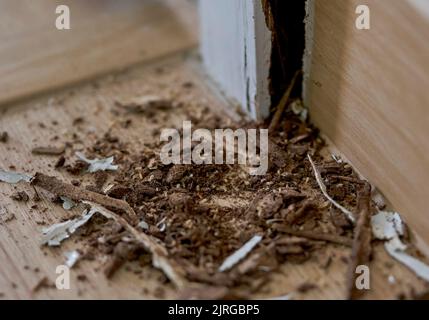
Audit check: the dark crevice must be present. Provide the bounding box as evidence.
[262,0,306,114]
[244,41,251,113]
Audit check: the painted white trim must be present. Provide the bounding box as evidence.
[199,0,271,120]
[303,0,315,107]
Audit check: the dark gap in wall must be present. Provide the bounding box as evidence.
[262,0,306,113]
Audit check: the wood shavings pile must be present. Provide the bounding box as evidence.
[2,88,429,300]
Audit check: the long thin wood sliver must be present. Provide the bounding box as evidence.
[273,225,353,247]
[83,202,188,289]
[307,155,356,224]
[346,182,372,300]
[330,175,366,185]
[31,173,136,218]
[31,172,187,288]
[269,70,301,134]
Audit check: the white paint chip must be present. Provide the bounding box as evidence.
[42,209,97,246]
[388,275,396,285]
[218,235,262,272]
[0,170,32,184]
[60,196,76,210]
[42,204,119,247]
[331,154,343,164]
[371,211,429,282]
[385,242,429,282]
[64,250,80,268]
[290,100,308,122]
[76,152,118,173]
[138,220,149,230]
[371,211,404,240]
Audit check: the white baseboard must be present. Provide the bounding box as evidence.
[199,0,271,120]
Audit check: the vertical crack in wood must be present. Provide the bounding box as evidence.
[244,40,251,113]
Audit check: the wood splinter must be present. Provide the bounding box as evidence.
[32,146,65,156]
[31,172,137,219]
[273,224,353,247]
[269,70,302,134]
[30,172,188,289]
[85,202,188,289]
[308,154,356,224]
[346,182,373,300]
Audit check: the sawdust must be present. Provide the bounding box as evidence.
[4,63,427,299]
[24,95,380,299]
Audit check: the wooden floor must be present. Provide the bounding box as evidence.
[0,55,428,300]
[0,0,198,106]
[0,0,428,300]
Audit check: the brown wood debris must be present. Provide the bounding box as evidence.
[116,95,173,116]
[0,131,8,143]
[273,224,353,247]
[5,83,417,300]
[269,70,301,134]
[31,173,137,220]
[346,182,373,300]
[11,191,30,202]
[32,146,65,156]
[84,202,188,289]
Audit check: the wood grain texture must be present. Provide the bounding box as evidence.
[304,0,429,246]
[0,56,427,299]
[0,0,197,106]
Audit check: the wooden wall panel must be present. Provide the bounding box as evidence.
[304,0,429,244]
